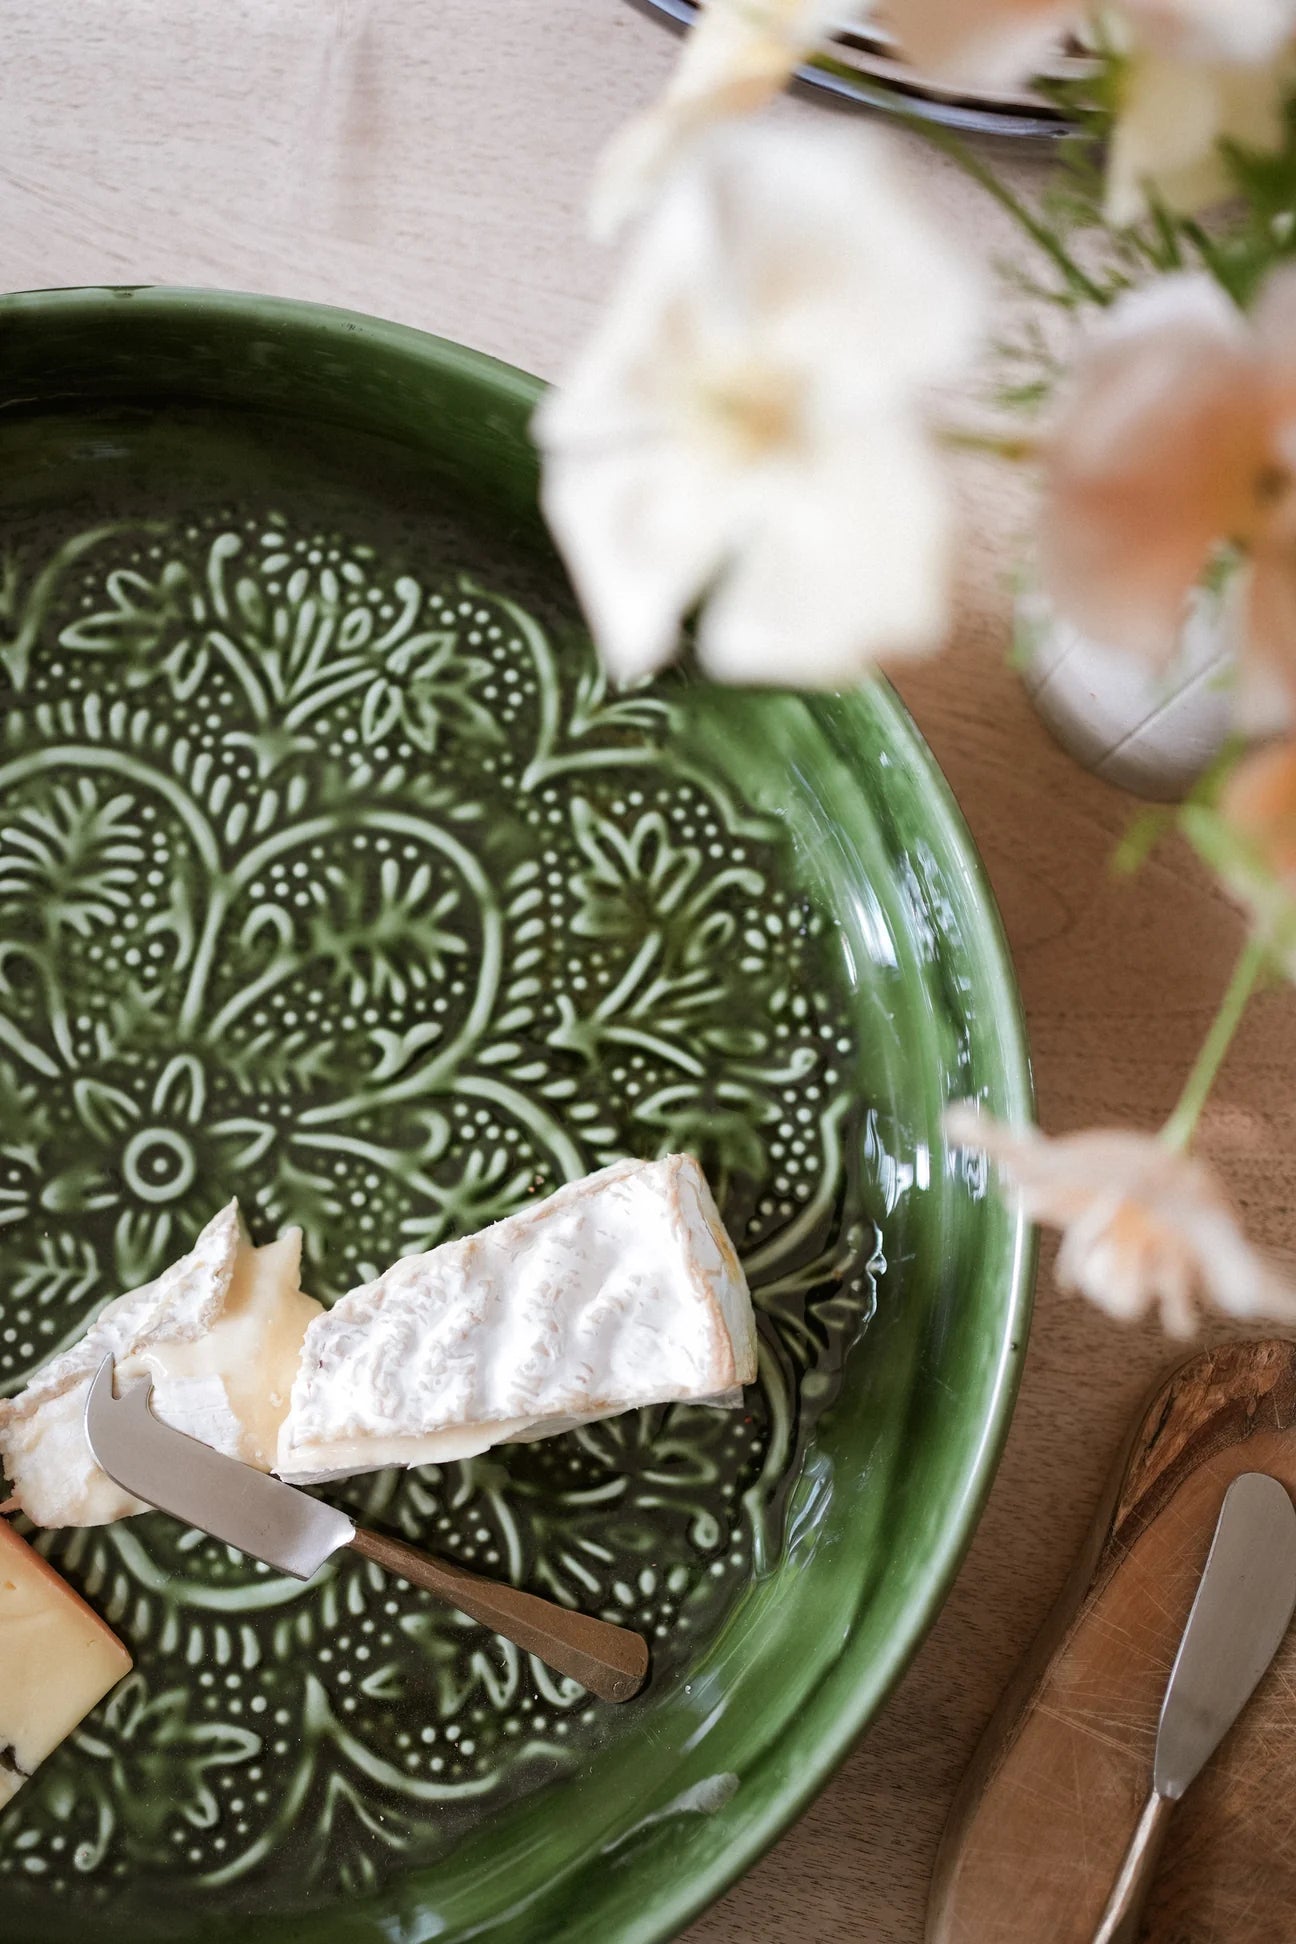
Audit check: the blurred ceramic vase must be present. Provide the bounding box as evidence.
[1016,575,1238,801]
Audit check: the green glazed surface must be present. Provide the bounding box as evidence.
[0,289,1034,1944]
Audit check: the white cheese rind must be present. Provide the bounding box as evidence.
[277,1153,756,1482]
[0,1206,320,1528]
[0,1519,132,1809]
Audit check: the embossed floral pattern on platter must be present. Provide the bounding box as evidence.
[0,510,877,1913]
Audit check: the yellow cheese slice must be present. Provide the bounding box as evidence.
[0,1520,131,1809]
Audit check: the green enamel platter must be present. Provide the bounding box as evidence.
[0,288,1033,1944]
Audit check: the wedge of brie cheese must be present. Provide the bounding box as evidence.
[0,1203,322,1527]
[0,1519,132,1809]
[277,1153,756,1483]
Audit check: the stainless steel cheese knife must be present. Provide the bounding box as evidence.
[1093,1470,1296,1944]
[84,1355,649,1703]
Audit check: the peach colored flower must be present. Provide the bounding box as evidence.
[1201,739,1296,966]
[1040,270,1296,725]
[537,123,983,688]
[590,0,856,239]
[946,1105,1296,1336]
[1223,740,1296,874]
[878,0,1073,86]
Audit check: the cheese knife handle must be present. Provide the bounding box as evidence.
[347,1525,650,1703]
[1091,1789,1175,1944]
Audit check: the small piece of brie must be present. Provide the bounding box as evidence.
[0,1520,132,1810]
[277,1153,756,1483]
[0,1203,321,1528]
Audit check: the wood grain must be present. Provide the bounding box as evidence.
[928,1343,1296,1944]
[5,6,1296,1938]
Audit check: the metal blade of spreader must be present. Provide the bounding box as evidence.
[1154,1470,1296,1800]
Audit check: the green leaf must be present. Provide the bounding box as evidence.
[1113,808,1173,876]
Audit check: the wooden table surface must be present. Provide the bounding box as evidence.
[6,4,1295,1938]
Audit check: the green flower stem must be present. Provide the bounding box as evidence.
[1160,934,1269,1152]
[938,425,1042,463]
[802,60,1111,308]
[910,119,1110,307]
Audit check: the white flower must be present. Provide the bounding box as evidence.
[1140,0,1296,66]
[886,0,1295,82]
[886,0,1296,225]
[536,124,983,689]
[590,0,856,240]
[947,1105,1296,1337]
[1104,23,1295,227]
